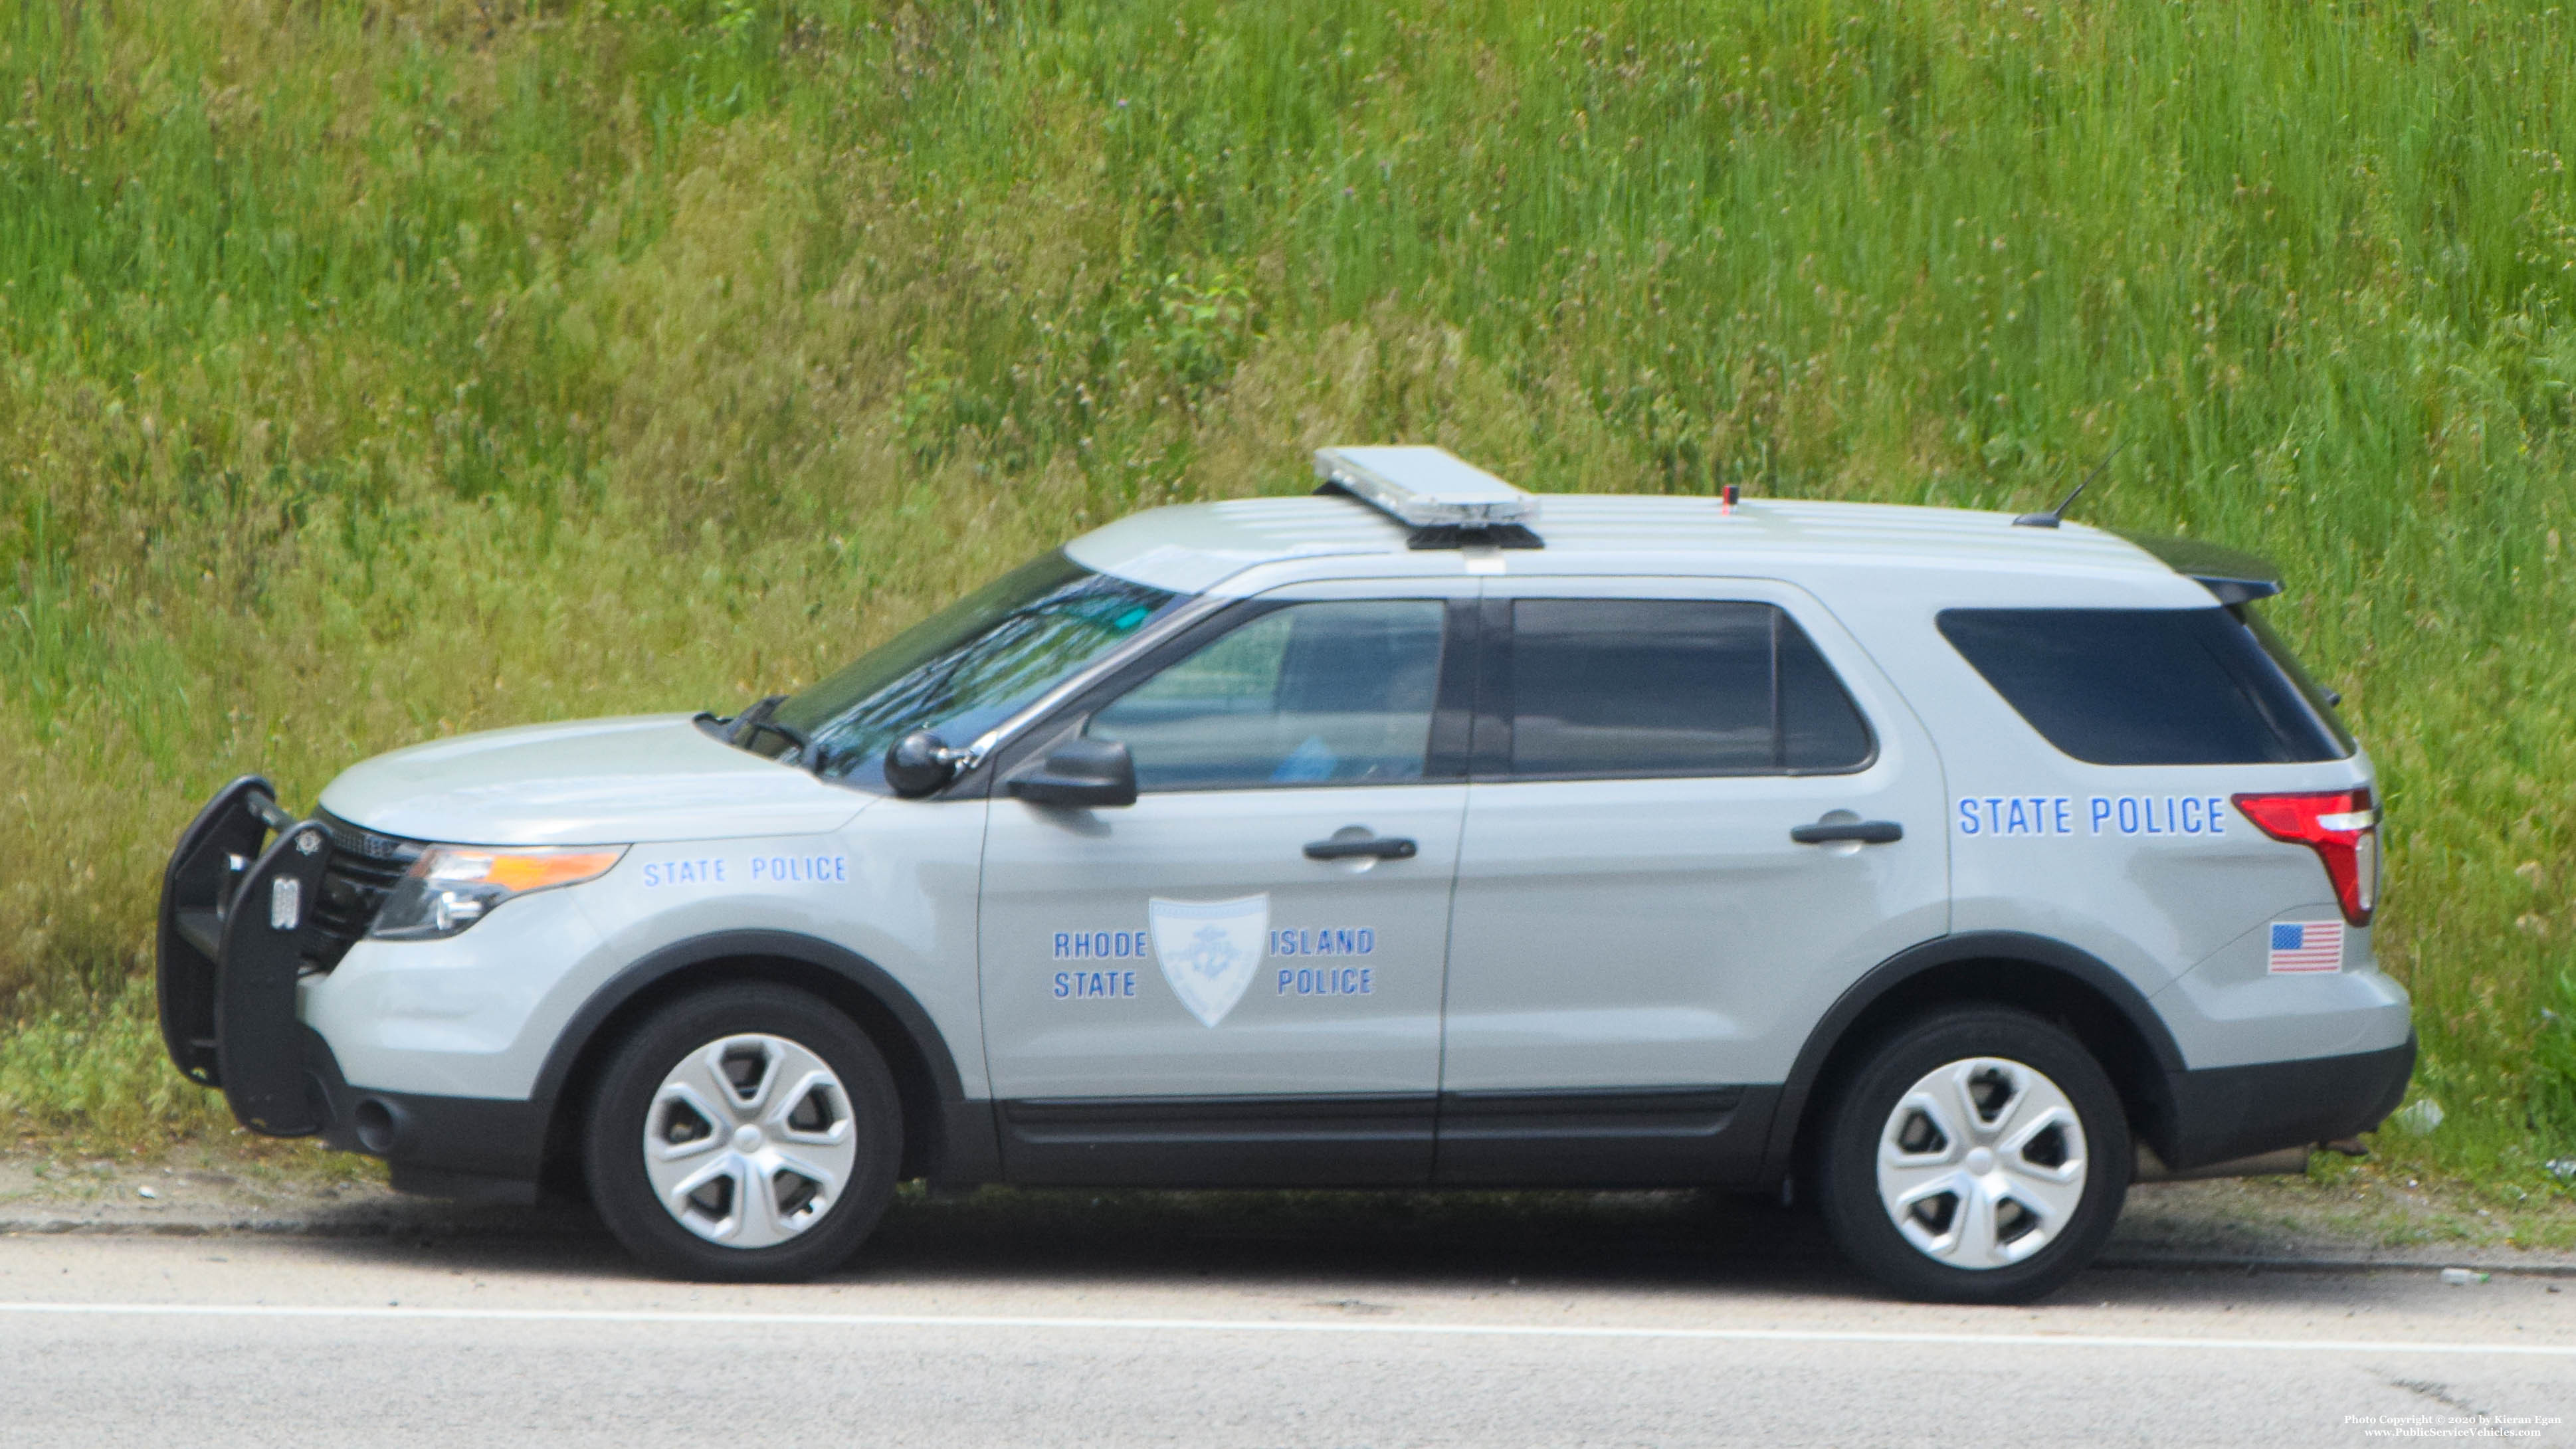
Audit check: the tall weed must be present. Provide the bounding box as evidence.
[0,0,2571,1178]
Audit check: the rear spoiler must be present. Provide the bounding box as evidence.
[2122,531,2355,733]
[2117,533,2284,605]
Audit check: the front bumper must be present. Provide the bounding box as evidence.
[158,779,550,1187]
[155,777,553,1196]
[300,1026,547,1203]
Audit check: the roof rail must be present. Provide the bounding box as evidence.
[1312,446,1543,550]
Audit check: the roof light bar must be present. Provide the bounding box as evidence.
[1312,446,1543,549]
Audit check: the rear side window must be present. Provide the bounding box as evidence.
[1506,600,1874,777]
[1937,607,2349,765]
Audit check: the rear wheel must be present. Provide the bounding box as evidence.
[584,983,902,1282]
[1816,1007,2129,1304]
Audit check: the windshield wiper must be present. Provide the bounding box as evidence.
[746,716,816,763]
[723,694,787,745]
[708,694,824,771]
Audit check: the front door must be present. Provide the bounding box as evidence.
[1437,578,1950,1184]
[978,584,1476,1184]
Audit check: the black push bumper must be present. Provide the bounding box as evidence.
[158,777,552,1198]
[157,776,344,1136]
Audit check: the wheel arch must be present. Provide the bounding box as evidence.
[529,931,995,1193]
[1763,932,2187,1187]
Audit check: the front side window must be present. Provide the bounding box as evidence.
[778,550,1185,787]
[1506,599,1874,777]
[1936,606,2349,765]
[1087,600,1446,792]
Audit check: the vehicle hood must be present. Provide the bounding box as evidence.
[316,714,872,846]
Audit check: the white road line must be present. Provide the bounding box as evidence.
[0,1301,2565,1357]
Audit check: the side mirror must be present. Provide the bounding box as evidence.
[1007,737,1138,809]
[884,729,965,799]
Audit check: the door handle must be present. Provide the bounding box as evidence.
[1304,835,1419,862]
[1790,820,1904,845]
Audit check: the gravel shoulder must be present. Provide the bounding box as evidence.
[5,1140,2575,1275]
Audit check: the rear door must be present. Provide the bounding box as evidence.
[1437,577,1949,1183]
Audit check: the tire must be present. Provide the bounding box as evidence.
[1815,1006,2130,1305]
[584,983,902,1282]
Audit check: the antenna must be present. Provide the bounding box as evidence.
[2013,446,2120,530]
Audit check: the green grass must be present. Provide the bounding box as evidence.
[1,0,2573,1181]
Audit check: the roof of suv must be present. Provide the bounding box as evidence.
[1064,494,2204,602]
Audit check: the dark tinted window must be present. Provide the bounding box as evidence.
[2238,605,2358,755]
[1507,600,1874,776]
[1089,601,1445,791]
[1937,607,2348,765]
[1778,619,1876,771]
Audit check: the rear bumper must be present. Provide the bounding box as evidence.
[2158,1033,2417,1170]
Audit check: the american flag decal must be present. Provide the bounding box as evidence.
[2268,920,2345,973]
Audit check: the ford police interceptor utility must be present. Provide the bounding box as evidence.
[155,447,2413,1303]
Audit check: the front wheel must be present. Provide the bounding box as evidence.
[1815,1007,2130,1304]
[584,983,902,1282]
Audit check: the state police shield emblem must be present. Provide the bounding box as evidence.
[1148,894,1270,1028]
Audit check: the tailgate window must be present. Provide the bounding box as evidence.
[1937,607,2349,765]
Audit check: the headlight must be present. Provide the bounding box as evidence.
[371,844,627,940]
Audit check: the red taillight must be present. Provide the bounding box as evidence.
[2231,788,2380,927]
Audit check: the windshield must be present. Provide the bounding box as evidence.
[771,550,1185,789]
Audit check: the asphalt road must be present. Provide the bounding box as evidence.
[0,1193,2568,1447]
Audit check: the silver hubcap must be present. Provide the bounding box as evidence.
[643,1032,856,1249]
[1876,1056,2088,1270]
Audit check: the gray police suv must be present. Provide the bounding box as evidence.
[156,446,2413,1303]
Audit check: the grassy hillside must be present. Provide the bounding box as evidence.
[1,0,2571,1175]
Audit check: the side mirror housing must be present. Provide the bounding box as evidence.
[1007,737,1138,809]
[884,729,964,798]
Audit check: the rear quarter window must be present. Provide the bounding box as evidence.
[1936,607,2349,765]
